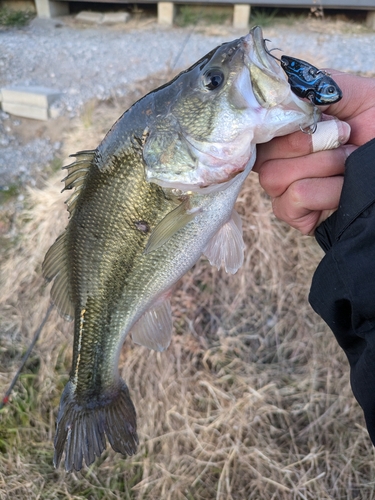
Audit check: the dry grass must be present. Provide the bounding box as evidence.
[1,75,375,500]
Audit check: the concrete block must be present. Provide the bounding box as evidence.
[76,11,103,23]
[1,86,61,108]
[366,11,375,30]
[233,4,250,30]
[1,102,49,120]
[102,12,130,24]
[1,86,61,120]
[158,2,175,26]
[35,0,69,18]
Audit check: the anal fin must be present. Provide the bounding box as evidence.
[203,209,245,274]
[131,298,173,352]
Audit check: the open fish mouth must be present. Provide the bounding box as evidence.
[247,26,281,74]
[241,26,293,109]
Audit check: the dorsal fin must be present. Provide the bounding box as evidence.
[62,150,96,218]
[42,149,95,320]
[42,232,74,321]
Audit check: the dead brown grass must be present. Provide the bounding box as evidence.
[1,75,375,500]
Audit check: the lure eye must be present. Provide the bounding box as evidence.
[326,85,336,94]
[203,69,224,90]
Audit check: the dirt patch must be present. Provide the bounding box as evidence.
[4,114,70,146]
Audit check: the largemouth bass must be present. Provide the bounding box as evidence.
[43,26,316,472]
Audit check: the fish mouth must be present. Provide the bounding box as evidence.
[241,26,294,109]
[248,26,280,74]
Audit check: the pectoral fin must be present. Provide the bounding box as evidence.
[131,299,173,352]
[144,199,199,254]
[203,209,245,274]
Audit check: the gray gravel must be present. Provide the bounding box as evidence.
[0,15,374,189]
[0,20,224,115]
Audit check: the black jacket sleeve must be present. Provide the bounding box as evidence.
[309,138,375,445]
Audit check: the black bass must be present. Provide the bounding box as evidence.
[43,26,316,472]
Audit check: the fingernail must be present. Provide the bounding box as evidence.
[336,121,351,145]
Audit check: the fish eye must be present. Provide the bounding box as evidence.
[326,85,336,94]
[203,69,224,90]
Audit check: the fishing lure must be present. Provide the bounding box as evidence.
[263,41,343,133]
[280,55,342,106]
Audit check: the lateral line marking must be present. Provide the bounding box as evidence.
[73,308,86,383]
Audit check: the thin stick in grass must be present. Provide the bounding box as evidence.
[0,303,54,409]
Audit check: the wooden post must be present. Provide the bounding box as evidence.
[366,11,375,30]
[158,2,175,26]
[35,0,69,18]
[233,4,250,30]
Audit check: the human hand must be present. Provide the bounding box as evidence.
[253,72,375,235]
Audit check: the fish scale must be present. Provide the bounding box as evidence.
[68,157,177,377]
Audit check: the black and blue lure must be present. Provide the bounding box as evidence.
[264,40,343,133]
[280,55,342,106]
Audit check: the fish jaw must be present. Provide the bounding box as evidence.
[244,27,318,132]
[143,26,316,192]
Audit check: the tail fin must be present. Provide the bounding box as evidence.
[53,379,138,472]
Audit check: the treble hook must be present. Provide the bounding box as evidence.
[300,98,319,134]
[263,39,283,63]
[262,39,319,135]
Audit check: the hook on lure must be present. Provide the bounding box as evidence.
[299,105,319,135]
[263,39,343,134]
[263,39,283,63]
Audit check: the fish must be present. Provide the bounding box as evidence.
[280,55,343,105]
[42,26,316,472]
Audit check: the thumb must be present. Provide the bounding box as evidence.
[312,119,351,153]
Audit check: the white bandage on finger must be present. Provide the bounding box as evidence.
[312,120,351,153]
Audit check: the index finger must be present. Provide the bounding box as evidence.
[324,71,375,120]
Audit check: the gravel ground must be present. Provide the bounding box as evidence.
[0,13,375,189]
